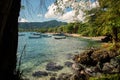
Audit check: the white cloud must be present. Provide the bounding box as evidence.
[91,1,99,8]
[45,0,99,23]
[58,11,75,22]
[77,10,85,21]
[18,18,28,22]
[45,4,60,18]
[37,14,42,17]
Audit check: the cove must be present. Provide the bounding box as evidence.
[17,32,100,80]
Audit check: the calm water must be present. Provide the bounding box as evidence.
[17,32,100,80]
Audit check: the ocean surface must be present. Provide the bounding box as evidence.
[17,32,100,80]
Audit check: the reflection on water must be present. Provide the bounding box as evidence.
[17,32,100,80]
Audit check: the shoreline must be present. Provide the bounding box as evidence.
[46,32,105,41]
[64,33,106,41]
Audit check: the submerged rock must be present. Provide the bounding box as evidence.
[48,72,57,76]
[50,76,56,80]
[57,73,72,80]
[46,62,63,71]
[32,71,48,77]
[64,61,73,67]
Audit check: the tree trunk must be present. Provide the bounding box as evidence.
[112,27,118,43]
[0,0,21,79]
[111,27,119,49]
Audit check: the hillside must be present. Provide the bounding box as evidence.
[19,20,67,29]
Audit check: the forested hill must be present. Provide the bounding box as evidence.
[19,20,67,29]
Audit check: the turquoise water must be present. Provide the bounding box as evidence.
[17,32,100,80]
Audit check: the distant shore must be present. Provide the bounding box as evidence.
[46,33,106,41]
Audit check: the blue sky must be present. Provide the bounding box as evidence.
[18,0,98,22]
[19,0,57,22]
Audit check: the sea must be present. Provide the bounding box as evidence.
[17,32,100,80]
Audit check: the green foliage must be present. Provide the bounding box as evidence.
[47,28,54,32]
[89,74,120,80]
[77,23,87,34]
[86,0,120,42]
[66,23,74,33]
[118,33,120,40]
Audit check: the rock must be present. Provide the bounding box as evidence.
[46,62,63,71]
[84,67,100,77]
[102,62,114,73]
[91,50,110,63]
[110,58,118,68]
[50,77,56,80]
[72,63,82,70]
[101,35,112,42]
[70,47,120,80]
[73,50,96,66]
[73,49,120,67]
[32,71,48,77]
[70,74,79,80]
[109,57,120,73]
[70,73,88,80]
[57,73,72,80]
[64,61,73,67]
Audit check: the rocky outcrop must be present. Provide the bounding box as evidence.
[71,48,120,80]
[73,49,96,66]
[73,49,120,66]
[32,49,120,80]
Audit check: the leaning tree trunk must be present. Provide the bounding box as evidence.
[111,27,119,49]
[112,27,118,43]
[0,0,21,79]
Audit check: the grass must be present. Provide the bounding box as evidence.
[89,74,120,80]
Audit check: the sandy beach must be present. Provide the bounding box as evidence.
[65,33,105,41]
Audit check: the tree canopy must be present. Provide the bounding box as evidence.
[87,0,120,43]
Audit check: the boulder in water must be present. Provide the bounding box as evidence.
[32,71,48,77]
[50,76,56,80]
[46,62,63,71]
[57,73,72,80]
[64,61,73,67]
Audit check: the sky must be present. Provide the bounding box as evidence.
[18,0,98,23]
[19,0,57,22]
